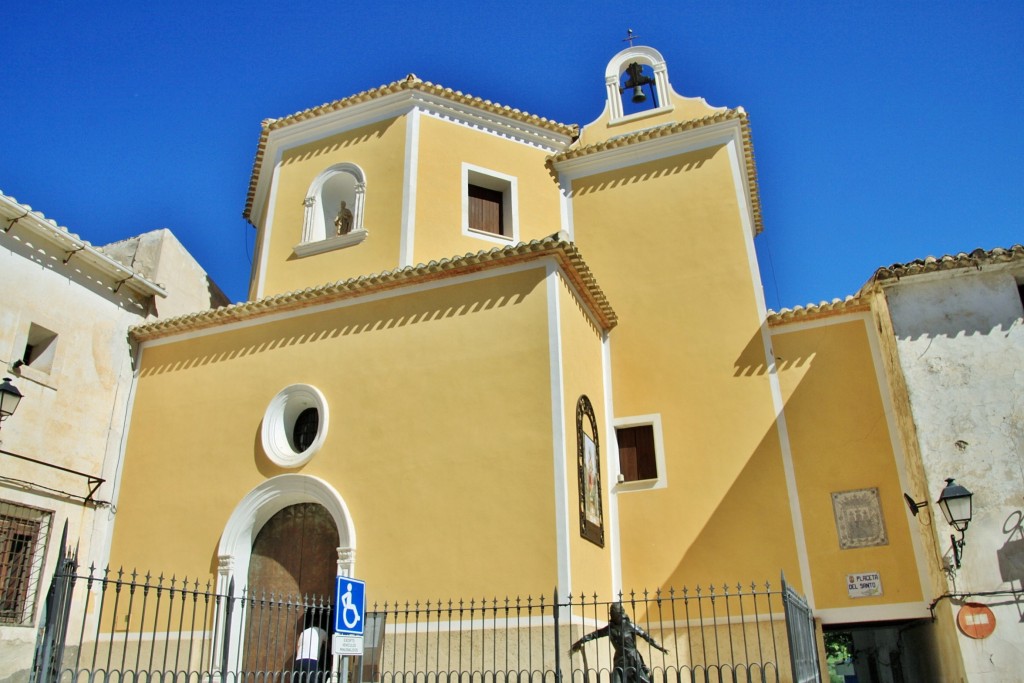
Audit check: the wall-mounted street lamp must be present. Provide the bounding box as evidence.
[937,478,973,569]
[903,493,928,516]
[0,377,23,428]
[904,477,975,570]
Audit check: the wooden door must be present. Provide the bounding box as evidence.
[243,503,339,674]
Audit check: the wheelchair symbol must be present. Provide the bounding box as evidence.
[340,582,362,630]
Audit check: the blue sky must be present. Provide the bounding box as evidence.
[3,2,1021,308]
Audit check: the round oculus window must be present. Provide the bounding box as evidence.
[292,407,319,453]
[261,384,329,467]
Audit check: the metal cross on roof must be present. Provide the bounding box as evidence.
[622,29,640,47]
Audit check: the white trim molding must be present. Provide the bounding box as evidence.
[545,263,572,595]
[554,119,743,183]
[293,229,367,257]
[400,108,421,268]
[815,602,930,625]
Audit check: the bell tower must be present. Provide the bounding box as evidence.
[605,42,673,122]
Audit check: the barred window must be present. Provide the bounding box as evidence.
[0,501,53,625]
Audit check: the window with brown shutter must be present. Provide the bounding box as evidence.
[616,425,658,482]
[467,184,504,236]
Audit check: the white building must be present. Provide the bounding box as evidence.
[0,191,227,680]
[876,246,1024,682]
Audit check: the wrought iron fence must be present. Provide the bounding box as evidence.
[32,556,818,683]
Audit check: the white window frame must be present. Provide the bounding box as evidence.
[295,163,368,257]
[612,413,667,492]
[261,384,329,467]
[461,163,519,244]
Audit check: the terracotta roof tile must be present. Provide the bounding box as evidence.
[130,236,616,341]
[767,295,866,325]
[0,190,166,299]
[767,245,1024,325]
[549,109,763,235]
[243,76,578,221]
[868,245,1024,283]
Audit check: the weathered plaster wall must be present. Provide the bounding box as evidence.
[0,228,146,682]
[102,229,230,313]
[886,267,1024,682]
[0,216,224,682]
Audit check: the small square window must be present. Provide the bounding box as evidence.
[617,425,658,482]
[463,164,517,243]
[22,324,58,374]
[613,414,667,491]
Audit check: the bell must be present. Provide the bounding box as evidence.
[631,86,646,104]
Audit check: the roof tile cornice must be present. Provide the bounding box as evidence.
[767,296,867,325]
[767,245,1024,325]
[262,75,576,136]
[867,245,1024,285]
[548,109,763,235]
[130,236,616,342]
[0,191,167,299]
[243,75,578,221]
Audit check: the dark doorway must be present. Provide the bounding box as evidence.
[244,503,339,674]
[824,620,936,683]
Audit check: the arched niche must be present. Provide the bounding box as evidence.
[296,163,368,257]
[604,45,673,123]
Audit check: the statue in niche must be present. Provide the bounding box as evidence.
[570,603,667,683]
[334,201,353,235]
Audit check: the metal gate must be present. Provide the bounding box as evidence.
[781,574,821,683]
[32,543,820,683]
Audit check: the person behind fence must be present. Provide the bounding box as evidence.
[293,608,328,682]
[570,602,668,683]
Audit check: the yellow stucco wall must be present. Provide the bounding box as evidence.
[567,144,800,591]
[113,266,567,600]
[412,116,563,260]
[555,273,613,597]
[260,117,407,297]
[772,316,923,610]
[256,113,564,300]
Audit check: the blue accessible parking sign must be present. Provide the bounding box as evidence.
[334,577,366,636]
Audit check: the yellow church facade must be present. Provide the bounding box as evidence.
[99,45,951,679]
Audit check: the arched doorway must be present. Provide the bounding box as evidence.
[217,475,357,675]
[243,503,339,673]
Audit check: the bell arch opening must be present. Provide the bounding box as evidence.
[603,45,672,122]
